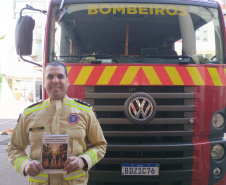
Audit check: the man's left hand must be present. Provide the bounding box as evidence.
[64,156,87,174]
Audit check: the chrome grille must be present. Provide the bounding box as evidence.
[86,86,194,184]
[85,86,194,139]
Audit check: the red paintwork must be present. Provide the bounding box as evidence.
[43,0,52,66]
[43,0,53,99]
[192,140,211,185]
[108,66,129,85]
[42,1,226,184]
[176,67,195,86]
[86,66,105,85]
[192,86,226,185]
[66,66,83,86]
[67,85,85,100]
[65,64,226,86]
[215,171,226,185]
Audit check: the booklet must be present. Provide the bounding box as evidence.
[42,135,69,174]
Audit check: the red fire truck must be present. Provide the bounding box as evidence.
[15,0,226,184]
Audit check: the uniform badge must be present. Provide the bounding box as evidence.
[67,113,79,125]
[29,126,45,132]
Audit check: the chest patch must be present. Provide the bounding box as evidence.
[67,113,79,125]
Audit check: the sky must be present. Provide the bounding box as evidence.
[0,0,14,38]
[0,0,46,76]
[0,0,19,78]
[0,0,15,76]
[0,0,44,103]
[0,0,15,53]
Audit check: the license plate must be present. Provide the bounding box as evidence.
[121,163,160,176]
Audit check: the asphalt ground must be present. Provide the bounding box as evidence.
[0,102,32,135]
[0,102,32,185]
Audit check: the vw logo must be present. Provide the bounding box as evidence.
[125,93,156,124]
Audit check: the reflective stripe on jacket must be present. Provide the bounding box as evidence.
[7,95,107,185]
[15,156,29,172]
[28,174,48,183]
[63,170,86,180]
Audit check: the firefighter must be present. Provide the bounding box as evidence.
[47,152,53,166]
[56,153,59,165]
[7,62,107,185]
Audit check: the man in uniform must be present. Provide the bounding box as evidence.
[47,151,53,167]
[7,62,107,185]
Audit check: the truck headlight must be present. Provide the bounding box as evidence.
[212,113,225,129]
[211,144,224,160]
[213,167,221,176]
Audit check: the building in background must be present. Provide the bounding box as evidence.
[0,0,49,104]
[220,0,226,19]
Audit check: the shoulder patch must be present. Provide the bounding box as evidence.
[66,99,91,113]
[24,100,50,116]
[73,98,91,107]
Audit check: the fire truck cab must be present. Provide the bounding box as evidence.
[15,0,226,184]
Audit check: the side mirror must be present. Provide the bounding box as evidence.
[14,4,47,67]
[15,15,35,56]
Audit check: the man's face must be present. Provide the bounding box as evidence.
[44,65,69,100]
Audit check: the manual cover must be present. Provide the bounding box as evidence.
[42,135,69,174]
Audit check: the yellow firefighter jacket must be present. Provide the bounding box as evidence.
[7,96,107,185]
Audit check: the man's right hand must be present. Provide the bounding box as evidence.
[25,160,44,177]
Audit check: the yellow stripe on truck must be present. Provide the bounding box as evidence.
[208,68,222,86]
[97,66,117,85]
[120,66,140,85]
[74,66,94,85]
[142,66,162,85]
[186,67,205,85]
[165,66,184,85]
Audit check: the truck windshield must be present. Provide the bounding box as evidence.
[49,3,224,64]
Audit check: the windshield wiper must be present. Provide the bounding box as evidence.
[177,55,196,64]
[59,0,65,11]
[142,55,196,64]
[149,55,196,64]
[56,54,118,63]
